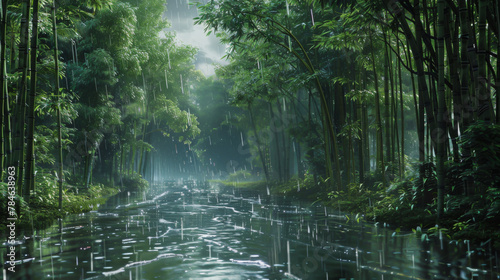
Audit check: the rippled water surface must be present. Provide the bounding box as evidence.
[5,182,499,279]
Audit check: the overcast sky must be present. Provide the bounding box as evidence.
[164,0,227,77]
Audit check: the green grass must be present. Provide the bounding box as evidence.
[0,182,120,235]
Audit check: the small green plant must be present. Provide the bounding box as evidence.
[121,173,149,191]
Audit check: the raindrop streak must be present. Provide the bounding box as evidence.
[180,74,184,94]
[51,256,54,279]
[209,136,212,145]
[167,49,171,69]
[164,71,169,90]
[287,240,291,274]
[260,61,264,80]
[286,0,290,16]
[310,9,315,26]
[467,240,471,266]
[439,229,443,250]
[181,218,184,240]
[142,72,147,92]
[240,132,244,146]
[354,248,363,274]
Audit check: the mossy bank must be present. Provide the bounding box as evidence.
[0,173,149,237]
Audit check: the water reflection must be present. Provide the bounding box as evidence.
[3,182,499,279]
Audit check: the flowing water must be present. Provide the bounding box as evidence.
[4,181,499,279]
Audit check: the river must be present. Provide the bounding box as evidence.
[4,181,499,279]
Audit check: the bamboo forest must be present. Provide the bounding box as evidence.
[1,0,500,279]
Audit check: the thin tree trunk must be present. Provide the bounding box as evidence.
[268,101,282,182]
[138,123,147,175]
[293,90,305,179]
[405,41,423,165]
[389,36,397,173]
[383,31,392,169]
[14,0,31,196]
[86,150,94,187]
[459,0,473,195]
[276,98,289,181]
[52,0,63,210]
[249,103,270,182]
[130,121,137,174]
[25,0,40,201]
[477,0,492,122]
[120,144,125,187]
[369,27,385,183]
[397,37,405,177]
[445,5,461,161]
[436,0,446,221]
[111,153,115,186]
[362,69,370,173]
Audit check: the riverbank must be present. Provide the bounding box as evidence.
[0,171,151,237]
[0,183,120,236]
[214,177,500,251]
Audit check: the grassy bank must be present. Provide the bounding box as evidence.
[0,183,119,235]
[216,172,500,251]
[0,173,149,236]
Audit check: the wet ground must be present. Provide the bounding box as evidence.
[3,181,499,279]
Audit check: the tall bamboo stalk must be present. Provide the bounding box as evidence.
[436,0,446,220]
[25,0,40,201]
[52,0,63,210]
[477,0,491,122]
[397,37,405,177]
[269,102,282,182]
[369,26,385,183]
[383,31,392,169]
[14,0,30,196]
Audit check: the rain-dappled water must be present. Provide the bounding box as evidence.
[4,181,499,279]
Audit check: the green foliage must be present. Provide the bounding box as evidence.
[227,170,253,182]
[458,122,500,188]
[120,173,149,191]
[0,176,119,235]
[0,183,29,232]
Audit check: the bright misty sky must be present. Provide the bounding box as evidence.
[164,0,228,77]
